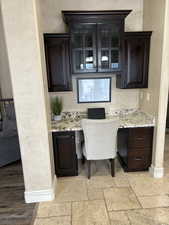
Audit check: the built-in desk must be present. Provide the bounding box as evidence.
[51,111,155,176]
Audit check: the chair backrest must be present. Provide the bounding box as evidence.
[81,119,119,160]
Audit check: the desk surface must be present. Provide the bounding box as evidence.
[51,111,155,132]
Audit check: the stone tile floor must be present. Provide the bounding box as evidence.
[34,133,169,225]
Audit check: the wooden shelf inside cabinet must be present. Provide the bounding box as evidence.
[116,31,152,89]
[44,33,72,92]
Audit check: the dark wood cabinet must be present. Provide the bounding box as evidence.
[44,34,72,92]
[97,23,122,72]
[117,127,153,172]
[116,32,152,89]
[62,10,131,74]
[52,131,78,177]
[71,23,97,73]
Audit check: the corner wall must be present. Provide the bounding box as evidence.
[1,0,56,202]
[140,0,169,177]
[140,0,165,115]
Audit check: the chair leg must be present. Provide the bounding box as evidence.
[110,159,115,177]
[87,160,91,179]
[81,154,85,165]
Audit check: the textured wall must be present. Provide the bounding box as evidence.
[140,0,165,115]
[141,0,169,172]
[1,0,55,196]
[38,0,144,112]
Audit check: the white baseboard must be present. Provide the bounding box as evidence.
[24,175,57,203]
[149,165,164,178]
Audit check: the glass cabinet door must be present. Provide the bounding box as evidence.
[71,24,97,73]
[98,23,121,72]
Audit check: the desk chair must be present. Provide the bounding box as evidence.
[81,119,119,179]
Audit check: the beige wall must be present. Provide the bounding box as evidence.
[0,4,13,98]
[51,76,139,113]
[1,0,55,201]
[39,0,144,112]
[39,0,143,33]
[141,0,169,175]
[140,0,165,115]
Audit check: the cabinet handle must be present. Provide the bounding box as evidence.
[135,157,143,161]
[136,137,144,140]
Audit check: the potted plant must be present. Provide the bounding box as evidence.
[51,97,63,121]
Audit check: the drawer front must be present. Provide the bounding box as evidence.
[128,127,153,149]
[128,148,152,157]
[129,127,153,137]
[128,152,152,170]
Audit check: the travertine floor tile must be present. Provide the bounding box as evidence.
[113,177,130,187]
[37,202,71,217]
[104,187,141,211]
[55,180,88,202]
[129,176,169,196]
[87,188,104,200]
[138,195,169,208]
[86,175,115,189]
[126,171,150,178]
[127,208,169,225]
[34,216,71,225]
[109,211,130,225]
[72,200,110,225]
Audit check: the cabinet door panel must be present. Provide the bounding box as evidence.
[98,23,122,72]
[116,32,152,89]
[71,24,97,73]
[44,34,72,92]
[53,132,78,177]
[125,38,147,87]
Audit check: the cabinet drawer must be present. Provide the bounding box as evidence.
[128,127,153,149]
[128,138,152,149]
[128,148,151,158]
[128,153,151,170]
[129,127,153,138]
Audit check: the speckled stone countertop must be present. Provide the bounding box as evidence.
[51,110,155,132]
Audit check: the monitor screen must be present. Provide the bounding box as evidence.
[77,77,111,103]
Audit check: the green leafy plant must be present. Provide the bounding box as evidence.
[51,97,63,116]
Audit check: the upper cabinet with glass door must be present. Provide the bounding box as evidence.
[71,24,97,73]
[98,23,121,72]
[62,10,131,74]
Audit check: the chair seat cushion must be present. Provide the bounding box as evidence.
[82,144,116,160]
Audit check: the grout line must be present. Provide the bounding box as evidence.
[30,203,39,225]
[36,215,72,219]
[102,187,111,225]
[71,202,73,225]
[124,211,132,225]
[129,184,143,209]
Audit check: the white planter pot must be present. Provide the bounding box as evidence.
[53,115,62,121]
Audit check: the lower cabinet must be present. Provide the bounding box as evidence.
[117,127,153,172]
[52,131,78,177]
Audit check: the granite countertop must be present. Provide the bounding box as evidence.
[51,110,155,132]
